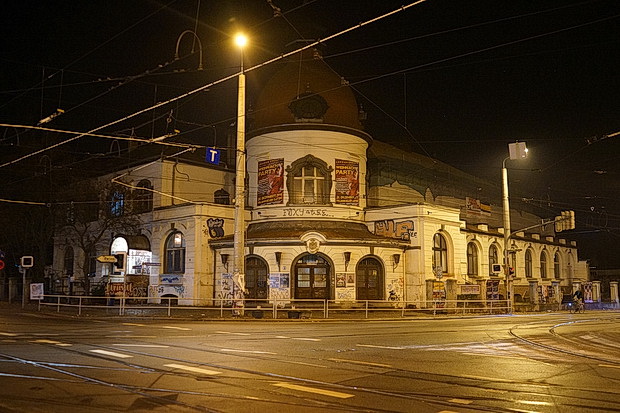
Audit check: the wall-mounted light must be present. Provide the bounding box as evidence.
[343,252,351,272]
[275,252,282,272]
[220,253,229,271]
[392,253,401,270]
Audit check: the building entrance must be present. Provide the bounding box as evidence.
[356,257,383,300]
[294,254,330,299]
[245,257,268,300]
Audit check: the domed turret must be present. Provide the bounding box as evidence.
[250,49,363,133]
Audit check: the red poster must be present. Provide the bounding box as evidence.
[335,159,359,205]
[257,158,284,205]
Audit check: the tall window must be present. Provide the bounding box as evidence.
[554,252,561,279]
[165,232,185,274]
[286,155,332,205]
[64,247,74,276]
[134,179,153,213]
[432,233,448,274]
[540,251,548,278]
[525,249,533,278]
[488,244,499,275]
[466,242,478,276]
[110,191,125,217]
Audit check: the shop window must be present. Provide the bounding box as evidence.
[165,231,185,274]
[432,233,448,275]
[525,248,533,278]
[466,242,478,276]
[286,155,332,205]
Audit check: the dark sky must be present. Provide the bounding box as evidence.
[1,0,619,266]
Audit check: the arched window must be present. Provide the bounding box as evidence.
[466,242,478,276]
[64,247,74,276]
[134,179,153,213]
[286,155,332,205]
[245,256,268,300]
[432,233,448,275]
[525,248,533,278]
[540,250,548,278]
[214,188,230,205]
[488,244,499,275]
[356,257,384,300]
[165,232,185,274]
[554,252,561,279]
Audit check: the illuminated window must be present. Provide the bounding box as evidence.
[286,155,332,205]
[110,191,125,217]
[165,232,185,274]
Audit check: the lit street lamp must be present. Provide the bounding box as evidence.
[502,141,528,312]
[233,33,248,311]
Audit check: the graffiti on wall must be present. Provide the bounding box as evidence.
[335,288,355,301]
[374,220,416,240]
[206,218,225,238]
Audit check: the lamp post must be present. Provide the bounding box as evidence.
[233,33,248,312]
[502,141,528,313]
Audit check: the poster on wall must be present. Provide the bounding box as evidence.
[335,159,359,205]
[257,158,284,205]
[486,279,500,300]
[336,273,346,288]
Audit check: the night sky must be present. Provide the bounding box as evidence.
[1,0,619,266]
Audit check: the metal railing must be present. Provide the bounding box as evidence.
[36,295,511,318]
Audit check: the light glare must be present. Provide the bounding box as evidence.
[234,33,247,48]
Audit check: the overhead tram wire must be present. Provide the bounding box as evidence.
[0,1,428,170]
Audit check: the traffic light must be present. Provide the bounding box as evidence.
[113,252,127,274]
[555,210,575,232]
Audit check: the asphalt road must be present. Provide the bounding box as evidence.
[0,307,619,413]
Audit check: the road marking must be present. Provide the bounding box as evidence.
[112,344,169,348]
[599,364,620,369]
[221,348,276,355]
[0,332,18,337]
[122,323,146,326]
[89,349,133,358]
[164,363,221,375]
[448,398,473,405]
[292,337,321,342]
[272,382,354,399]
[30,339,72,347]
[162,326,191,331]
[164,364,222,376]
[327,358,392,368]
[517,400,552,406]
[106,335,157,338]
[357,344,403,350]
[275,335,290,339]
[215,331,251,336]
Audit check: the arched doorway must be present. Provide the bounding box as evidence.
[245,256,268,300]
[293,254,330,299]
[356,257,383,300]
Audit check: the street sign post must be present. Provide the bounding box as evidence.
[97,255,117,263]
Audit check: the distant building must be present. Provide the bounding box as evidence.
[52,50,591,308]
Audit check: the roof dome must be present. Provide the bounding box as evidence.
[250,49,363,132]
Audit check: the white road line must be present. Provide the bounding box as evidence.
[599,364,620,369]
[448,398,473,405]
[357,344,403,350]
[162,326,191,331]
[221,348,277,355]
[122,323,146,326]
[0,332,18,337]
[89,349,133,359]
[215,331,251,336]
[105,335,157,338]
[164,363,221,375]
[275,335,290,339]
[112,344,169,348]
[272,382,354,399]
[30,339,72,347]
[327,358,392,368]
[292,337,321,342]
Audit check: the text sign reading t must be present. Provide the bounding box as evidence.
[206,148,221,165]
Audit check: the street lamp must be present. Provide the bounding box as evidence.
[233,33,248,311]
[502,141,528,312]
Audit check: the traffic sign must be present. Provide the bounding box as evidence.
[205,147,221,165]
[0,260,4,271]
[97,255,117,263]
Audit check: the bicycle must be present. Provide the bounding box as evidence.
[568,299,585,314]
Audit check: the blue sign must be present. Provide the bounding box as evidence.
[205,147,221,165]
